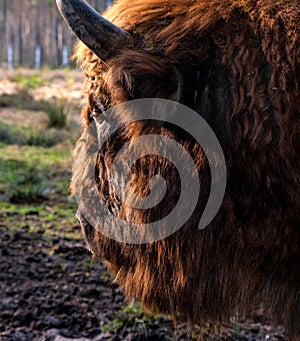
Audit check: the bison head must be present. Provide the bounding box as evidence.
[57,0,300,337]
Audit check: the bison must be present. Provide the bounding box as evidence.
[57,0,300,338]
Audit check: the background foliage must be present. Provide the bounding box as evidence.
[0,0,110,68]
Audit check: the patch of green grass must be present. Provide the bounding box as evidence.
[11,72,46,89]
[0,144,72,203]
[0,124,24,145]
[0,160,47,204]
[122,302,146,316]
[102,318,124,334]
[101,302,173,338]
[0,139,71,163]
[101,272,113,281]
[0,123,66,147]
[0,90,71,131]
[27,128,68,147]
[42,100,68,128]
[0,202,44,214]
[0,200,80,239]
[9,167,46,204]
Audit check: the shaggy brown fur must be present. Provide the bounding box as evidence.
[72,0,300,338]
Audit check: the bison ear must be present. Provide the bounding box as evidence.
[56,0,132,60]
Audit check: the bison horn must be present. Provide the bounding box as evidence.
[56,0,132,60]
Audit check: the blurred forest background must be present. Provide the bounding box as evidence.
[0,0,111,69]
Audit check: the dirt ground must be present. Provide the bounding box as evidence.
[0,211,286,341]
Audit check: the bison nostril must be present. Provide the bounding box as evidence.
[76,209,95,243]
[75,209,82,222]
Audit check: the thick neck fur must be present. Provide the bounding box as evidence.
[72,0,300,338]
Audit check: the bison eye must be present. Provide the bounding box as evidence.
[91,101,109,118]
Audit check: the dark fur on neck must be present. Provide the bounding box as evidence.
[72,0,300,338]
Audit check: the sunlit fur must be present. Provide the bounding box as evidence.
[71,0,300,338]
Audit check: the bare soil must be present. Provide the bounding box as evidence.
[0,211,286,341]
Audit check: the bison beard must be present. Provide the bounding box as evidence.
[65,0,299,338]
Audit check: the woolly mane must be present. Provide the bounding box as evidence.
[72,0,300,338]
